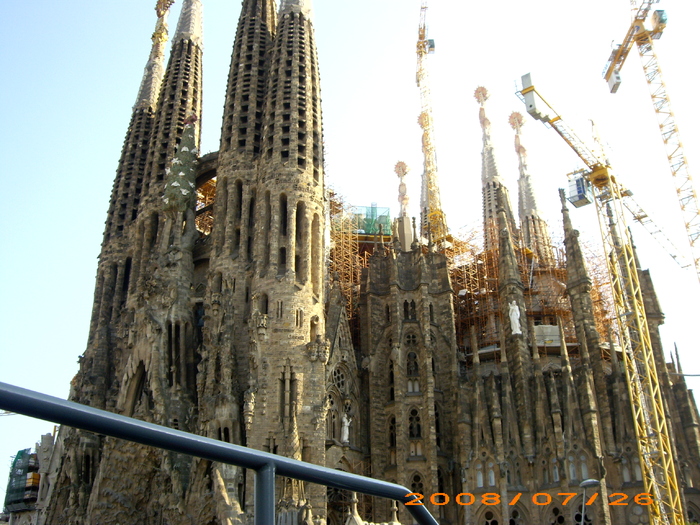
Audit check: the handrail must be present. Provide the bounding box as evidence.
[0,382,438,525]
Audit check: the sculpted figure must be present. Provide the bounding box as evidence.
[509,300,522,335]
[341,413,352,443]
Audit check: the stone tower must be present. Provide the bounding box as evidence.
[510,111,554,268]
[360,229,460,523]
[474,86,519,252]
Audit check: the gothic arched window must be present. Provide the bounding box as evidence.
[326,393,339,441]
[568,455,577,481]
[548,506,565,525]
[332,368,346,393]
[434,404,442,450]
[409,408,421,438]
[388,360,395,401]
[407,351,420,392]
[580,455,589,479]
[407,352,419,376]
[410,473,424,494]
[389,417,397,465]
[622,457,631,483]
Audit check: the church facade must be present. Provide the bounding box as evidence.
[37,1,700,525]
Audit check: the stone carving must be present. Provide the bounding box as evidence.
[243,389,256,432]
[509,300,522,335]
[341,413,352,443]
[307,337,330,364]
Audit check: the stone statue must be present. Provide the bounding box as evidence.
[341,413,352,443]
[509,300,522,335]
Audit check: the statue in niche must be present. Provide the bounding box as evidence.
[341,413,352,443]
[509,300,522,335]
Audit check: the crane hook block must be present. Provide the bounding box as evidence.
[521,74,550,122]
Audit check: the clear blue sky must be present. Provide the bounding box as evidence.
[1,0,699,501]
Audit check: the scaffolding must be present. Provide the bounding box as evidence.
[329,191,365,325]
[195,177,216,235]
[3,448,39,514]
[451,226,613,369]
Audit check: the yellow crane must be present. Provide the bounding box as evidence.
[603,1,700,285]
[416,0,449,246]
[518,74,684,525]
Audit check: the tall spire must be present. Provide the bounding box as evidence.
[141,0,204,198]
[134,2,172,110]
[218,0,277,163]
[510,112,539,219]
[416,0,448,244]
[475,87,518,251]
[560,189,616,454]
[103,1,174,243]
[510,111,554,266]
[475,87,503,186]
[173,0,203,47]
[495,186,535,459]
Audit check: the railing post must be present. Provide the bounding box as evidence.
[255,462,276,525]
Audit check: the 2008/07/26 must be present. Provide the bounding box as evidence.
[405,492,653,506]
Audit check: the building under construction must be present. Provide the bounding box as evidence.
[14,1,700,525]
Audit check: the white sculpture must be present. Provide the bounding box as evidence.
[509,300,522,335]
[341,413,352,443]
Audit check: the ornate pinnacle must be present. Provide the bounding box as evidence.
[153,1,175,43]
[509,111,525,133]
[156,0,175,19]
[474,87,491,132]
[395,161,410,217]
[474,86,489,106]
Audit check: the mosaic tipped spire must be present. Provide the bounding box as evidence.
[475,86,503,186]
[510,111,540,220]
[134,2,172,110]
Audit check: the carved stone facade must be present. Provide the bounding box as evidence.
[34,1,700,525]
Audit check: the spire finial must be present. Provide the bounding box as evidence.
[395,161,410,217]
[475,86,490,132]
[675,343,684,375]
[134,1,173,110]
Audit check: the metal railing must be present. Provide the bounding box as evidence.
[0,382,437,525]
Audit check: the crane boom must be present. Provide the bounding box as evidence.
[416,0,449,245]
[520,75,685,268]
[518,74,685,525]
[603,2,700,285]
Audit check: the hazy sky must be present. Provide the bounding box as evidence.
[1,0,699,501]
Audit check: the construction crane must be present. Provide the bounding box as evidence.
[518,74,684,525]
[416,0,449,247]
[603,1,700,284]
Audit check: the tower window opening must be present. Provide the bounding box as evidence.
[280,194,288,236]
[279,247,287,272]
[409,409,421,438]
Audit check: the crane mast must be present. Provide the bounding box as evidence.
[416,0,448,245]
[603,1,700,285]
[519,75,684,525]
